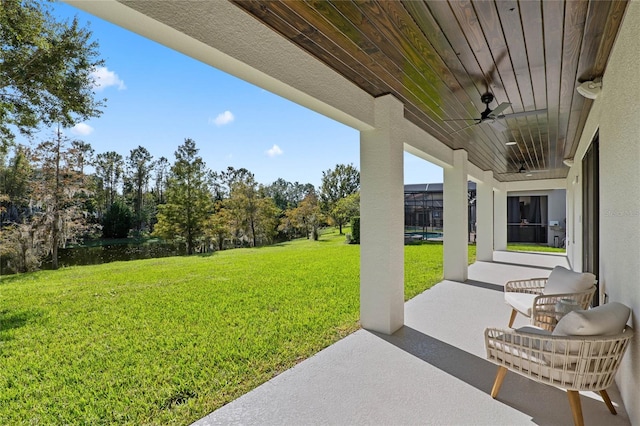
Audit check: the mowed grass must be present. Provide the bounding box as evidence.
[507,243,566,253]
[0,230,474,425]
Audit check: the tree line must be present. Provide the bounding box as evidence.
[0,135,361,272]
[0,1,361,273]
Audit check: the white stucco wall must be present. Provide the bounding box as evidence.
[567,2,640,422]
[598,3,640,420]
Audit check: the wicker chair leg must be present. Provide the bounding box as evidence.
[600,390,617,415]
[491,366,508,398]
[567,390,584,426]
[508,309,518,328]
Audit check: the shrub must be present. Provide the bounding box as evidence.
[102,200,133,238]
[350,216,360,244]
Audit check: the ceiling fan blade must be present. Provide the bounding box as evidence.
[498,170,549,175]
[448,121,479,135]
[488,120,507,132]
[490,102,511,117]
[442,118,480,122]
[497,109,547,120]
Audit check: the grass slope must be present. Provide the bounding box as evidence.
[0,231,474,425]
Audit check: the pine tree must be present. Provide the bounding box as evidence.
[153,139,212,255]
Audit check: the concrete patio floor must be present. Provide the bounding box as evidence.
[195,251,630,425]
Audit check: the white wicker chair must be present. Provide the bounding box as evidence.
[505,266,596,330]
[485,302,633,426]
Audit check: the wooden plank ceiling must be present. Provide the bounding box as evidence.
[232,0,628,182]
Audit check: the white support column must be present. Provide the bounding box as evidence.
[360,95,404,335]
[443,150,469,281]
[493,188,507,251]
[476,170,494,262]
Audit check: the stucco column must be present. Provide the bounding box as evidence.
[493,188,507,251]
[359,95,404,335]
[443,150,469,281]
[476,170,494,261]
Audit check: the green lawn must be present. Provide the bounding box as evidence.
[0,230,474,425]
[507,243,566,253]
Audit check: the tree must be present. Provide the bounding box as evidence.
[102,199,132,238]
[253,196,280,245]
[153,156,169,205]
[220,167,253,193]
[278,208,299,240]
[153,139,212,255]
[226,175,260,247]
[0,144,32,223]
[0,222,41,273]
[264,178,292,210]
[264,178,315,210]
[31,129,95,269]
[125,146,153,232]
[320,163,360,234]
[94,151,123,213]
[70,140,94,175]
[207,201,232,251]
[0,0,104,145]
[296,191,323,240]
[225,173,280,247]
[279,190,323,240]
[330,192,360,234]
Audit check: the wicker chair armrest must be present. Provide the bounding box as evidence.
[504,277,548,294]
[531,286,598,331]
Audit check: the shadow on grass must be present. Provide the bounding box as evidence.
[317,238,340,243]
[0,309,41,342]
[0,273,29,284]
[196,252,215,258]
[406,240,444,246]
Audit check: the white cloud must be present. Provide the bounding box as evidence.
[91,66,126,91]
[71,123,94,136]
[210,110,235,126]
[266,144,283,158]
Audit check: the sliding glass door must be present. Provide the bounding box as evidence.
[582,133,600,306]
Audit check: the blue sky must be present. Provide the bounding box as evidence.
[50,2,442,188]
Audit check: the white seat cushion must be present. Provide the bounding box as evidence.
[505,292,537,317]
[543,266,595,294]
[517,325,552,336]
[487,328,578,384]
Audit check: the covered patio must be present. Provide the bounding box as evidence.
[196,251,630,425]
[67,1,640,424]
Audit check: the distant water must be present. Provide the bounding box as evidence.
[1,240,188,275]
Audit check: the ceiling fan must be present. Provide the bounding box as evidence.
[443,92,546,134]
[498,161,548,177]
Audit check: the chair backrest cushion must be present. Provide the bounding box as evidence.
[543,266,595,294]
[553,302,630,337]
